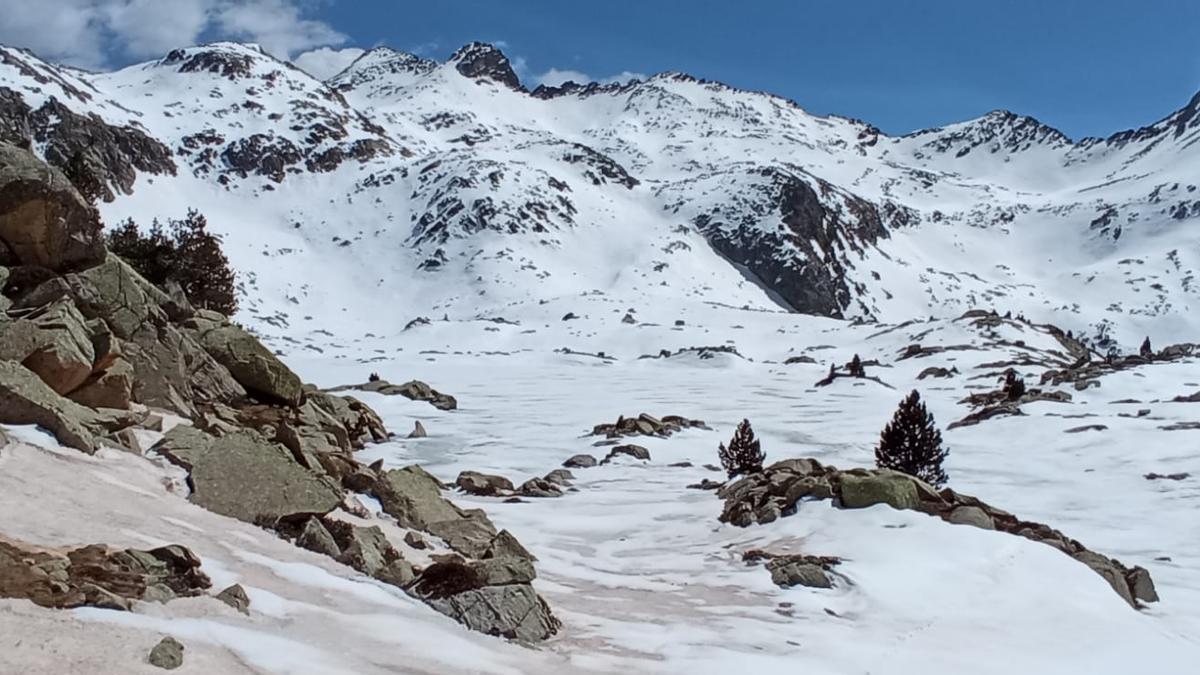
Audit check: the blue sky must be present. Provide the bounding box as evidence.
[2,0,1198,138]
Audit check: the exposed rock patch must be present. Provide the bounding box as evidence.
[329,378,458,411]
[590,412,708,439]
[0,536,210,611]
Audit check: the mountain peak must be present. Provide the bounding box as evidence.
[160,42,276,80]
[449,41,522,91]
[330,46,437,90]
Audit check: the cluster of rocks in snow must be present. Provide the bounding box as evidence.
[329,376,458,411]
[455,468,577,501]
[0,538,212,611]
[590,412,709,439]
[716,458,1159,608]
[0,143,558,642]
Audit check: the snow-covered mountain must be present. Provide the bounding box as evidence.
[2,40,1198,345]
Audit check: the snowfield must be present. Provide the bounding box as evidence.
[4,300,1199,674]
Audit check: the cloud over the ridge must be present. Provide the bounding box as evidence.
[537,67,645,88]
[0,0,346,69]
[291,46,364,80]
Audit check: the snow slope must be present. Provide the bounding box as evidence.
[4,301,1200,674]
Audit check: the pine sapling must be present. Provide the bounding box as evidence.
[719,419,766,478]
[875,390,949,487]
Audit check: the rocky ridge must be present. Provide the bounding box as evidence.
[0,143,557,641]
[716,458,1158,608]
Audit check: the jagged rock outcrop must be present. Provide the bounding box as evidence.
[0,536,210,610]
[716,458,1158,608]
[0,85,176,202]
[410,560,560,642]
[450,42,523,91]
[0,132,559,645]
[687,167,898,319]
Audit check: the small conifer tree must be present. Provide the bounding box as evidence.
[848,354,865,378]
[876,390,949,487]
[107,209,238,315]
[718,419,766,478]
[1140,337,1153,358]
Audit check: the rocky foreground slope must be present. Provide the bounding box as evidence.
[0,144,558,649]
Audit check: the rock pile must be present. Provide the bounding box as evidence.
[590,412,709,439]
[716,458,1158,608]
[743,549,842,589]
[328,378,458,411]
[454,468,575,499]
[0,537,210,611]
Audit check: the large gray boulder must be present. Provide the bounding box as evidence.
[0,298,95,394]
[0,359,102,452]
[837,470,922,510]
[371,465,466,530]
[185,311,303,406]
[0,143,105,272]
[125,321,245,417]
[456,471,514,496]
[153,425,342,525]
[50,254,167,340]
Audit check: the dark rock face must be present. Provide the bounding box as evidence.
[691,167,905,319]
[0,88,176,202]
[220,133,303,183]
[0,537,210,611]
[560,143,639,188]
[450,42,523,91]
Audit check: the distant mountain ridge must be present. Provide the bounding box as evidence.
[2,40,1198,345]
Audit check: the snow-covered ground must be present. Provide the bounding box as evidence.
[4,299,1198,674]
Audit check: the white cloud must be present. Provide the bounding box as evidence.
[291,46,364,80]
[213,0,345,60]
[537,68,591,88]
[0,0,347,69]
[0,0,107,68]
[100,0,211,58]
[536,67,646,88]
